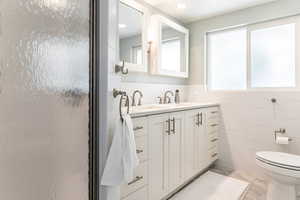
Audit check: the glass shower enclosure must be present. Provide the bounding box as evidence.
[0,0,92,199]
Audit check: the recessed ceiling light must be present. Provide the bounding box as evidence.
[177,3,186,9]
[119,24,127,29]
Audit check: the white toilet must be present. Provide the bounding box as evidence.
[256,151,300,200]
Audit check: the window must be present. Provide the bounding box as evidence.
[207,29,247,90]
[161,38,181,72]
[207,17,298,90]
[250,24,296,88]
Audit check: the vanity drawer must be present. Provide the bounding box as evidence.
[207,116,219,125]
[135,135,148,162]
[209,146,219,161]
[121,162,148,198]
[132,117,148,137]
[207,121,219,134]
[206,107,220,120]
[123,187,148,200]
[208,137,218,149]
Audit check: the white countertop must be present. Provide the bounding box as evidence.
[129,102,219,118]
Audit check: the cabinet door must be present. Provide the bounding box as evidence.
[183,109,199,180]
[148,114,169,200]
[196,109,210,171]
[168,112,185,192]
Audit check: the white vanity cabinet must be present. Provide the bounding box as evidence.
[127,105,220,200]
[148,112,185,200]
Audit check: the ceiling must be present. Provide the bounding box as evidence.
[142,0,278,23]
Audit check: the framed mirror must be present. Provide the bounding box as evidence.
[118,0,149,73]
[150,15,189,78]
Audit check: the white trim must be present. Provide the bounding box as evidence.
[150,14,189,78]
[120,0,150,73]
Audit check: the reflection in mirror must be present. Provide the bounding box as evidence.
[119,2,144,66]
[161,24,186,73]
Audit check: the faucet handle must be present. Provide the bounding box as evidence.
[156,96,163,104]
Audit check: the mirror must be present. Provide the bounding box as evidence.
[161,25,186,73]
[119,0,148,72]
[151,15,189,78]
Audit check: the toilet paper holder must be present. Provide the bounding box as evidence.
[274,128,292,142]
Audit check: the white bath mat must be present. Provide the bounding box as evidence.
[170,171,249,200]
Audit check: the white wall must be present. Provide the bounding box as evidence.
[187,0,300,178]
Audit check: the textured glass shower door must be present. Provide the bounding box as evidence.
[0,0,90,199]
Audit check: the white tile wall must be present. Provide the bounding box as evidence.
[121,82,189,104]
[188,85,300,179]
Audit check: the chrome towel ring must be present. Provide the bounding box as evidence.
[119,94,130,122]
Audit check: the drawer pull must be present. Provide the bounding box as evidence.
[128,176,143,185]
[211,138,218,142]
[136,149,144,154]
[210,124,218,127]
[133,126,144,131]
[171,117,175,134]
[211,111,219,114]
[166,119,171,135]
[211,153,218,158]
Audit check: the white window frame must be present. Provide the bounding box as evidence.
[205,15,300,91]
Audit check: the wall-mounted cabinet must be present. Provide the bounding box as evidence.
[118,0,149,73]
[150,15,189,78]
[118,0,190,77]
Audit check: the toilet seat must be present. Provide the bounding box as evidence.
[256,151,300,179]
[256,151,300,170]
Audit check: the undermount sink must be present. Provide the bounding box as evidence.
[131,104,169,110]
[131,103,199,112]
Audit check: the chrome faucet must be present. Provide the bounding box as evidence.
[132,90,143,106]
[163,90,174,104]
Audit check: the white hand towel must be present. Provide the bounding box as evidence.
[101,113,139,191]
[122,113,139,182]
[101,119,124,186]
